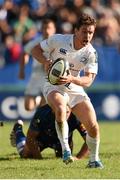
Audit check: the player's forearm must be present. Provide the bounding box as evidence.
[76,142,89,159]
[25,130,42,159]
[18,52,26,79]
[31,142,42,159]
[23,141,42,159]
[71,73,96,88]
[71,76,92,87]
[31,44,47,65]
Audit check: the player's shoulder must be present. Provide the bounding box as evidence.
[86,43,96,53]
[87,44,98,64]
[84,43,98,61]
[24,35,43,53]
[50,34,72,43]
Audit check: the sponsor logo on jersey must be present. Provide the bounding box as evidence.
[80,57,88,64]
[69,63,74,68]
[59,48,67,55]
[69,63,78,72]
[64,83,71,89]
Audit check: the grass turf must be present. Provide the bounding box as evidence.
[0,121,120,179]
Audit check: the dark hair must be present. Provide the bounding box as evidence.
[42,18,56,26]
[75,13,96,29]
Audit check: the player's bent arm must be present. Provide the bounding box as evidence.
[74,124,89,160]
[18,52,27,79]
[23,129,42,159]
[31,44,47,64]
[71,72,96,88]
[75,137,89,160]
[19,40,36,79]
[31,43,52,71]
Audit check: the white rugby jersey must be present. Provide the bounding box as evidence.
[40,34,98,94]
[40,34,98,77]
[24,35,48,75]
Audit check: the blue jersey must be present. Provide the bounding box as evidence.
[29,105,87,151]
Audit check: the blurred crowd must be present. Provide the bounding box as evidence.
[0,0,120,67]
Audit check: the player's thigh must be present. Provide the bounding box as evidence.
[72,99,99,136]
[25,74,43,95]
[24,75,44,103]
[43,83,68,110]
[47,90,67,111]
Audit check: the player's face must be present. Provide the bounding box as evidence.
[43,22,56,38]
[75,25,95,47]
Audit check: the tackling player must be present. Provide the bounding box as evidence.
[31,13,103,168]
[10,104,89,160]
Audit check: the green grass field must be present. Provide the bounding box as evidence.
[0,121,120,179]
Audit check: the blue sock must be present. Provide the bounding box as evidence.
[15,128,26,155]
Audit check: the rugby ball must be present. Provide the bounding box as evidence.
[48,58,69,85]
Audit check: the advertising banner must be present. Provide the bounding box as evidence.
[0,91,35,121]
[0,89,120,121]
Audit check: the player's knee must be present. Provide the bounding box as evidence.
[24,101,31,111]
[25,105,30,111]
[25,98,36,111]
[25,104,34,111]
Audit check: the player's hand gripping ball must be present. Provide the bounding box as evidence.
[48,58,69,85]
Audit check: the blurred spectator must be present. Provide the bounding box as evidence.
[103,18,120,47]
[109,0,120,24]
[34,0,48,19]
[73,0,85,14]
[58,6,70,22]
[13,0,40,11]
[0,0,13,42]
[66,8,78,25]
[81,6,96,18]
[58,6,78,28]
[13,3,35,44]
[90,0,106,18]
[4,34,22,65]
[48,0,65,10]
[109,0,120,16]
[94,16,120,49]
[72,0,96,18]
[0,0,120,67]
[3,0,19,25]
[61,22,73,34]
